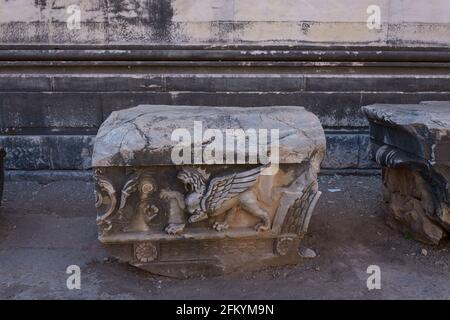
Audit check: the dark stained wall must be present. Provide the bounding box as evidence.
[0,0,449,171]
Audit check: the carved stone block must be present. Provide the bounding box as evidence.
[92,105,326,277]
[362,103,450,244]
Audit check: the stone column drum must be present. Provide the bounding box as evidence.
[92,105,326,277]
[362,102,450,244]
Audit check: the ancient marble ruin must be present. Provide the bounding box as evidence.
[92,105,326,277]
[362,102,450,244]
[0,148,5,207]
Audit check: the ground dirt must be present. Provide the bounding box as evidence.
[0,174,449,299]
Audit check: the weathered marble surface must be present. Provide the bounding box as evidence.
[93,105,326,277]
[362,102,450,244]
[93,105,326,167]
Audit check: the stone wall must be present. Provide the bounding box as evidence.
[0,0,449,171]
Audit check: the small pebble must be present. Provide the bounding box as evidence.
[299,247,317,259]
[421,249,428,256]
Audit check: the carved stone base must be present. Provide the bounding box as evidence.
[95,163,322,277]
[383,167,449,244]
[107,236,306,278]
[363,102,450,244]
[92,105,325,277]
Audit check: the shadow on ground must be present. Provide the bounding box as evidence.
[0,174,449,299]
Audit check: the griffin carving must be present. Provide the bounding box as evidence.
[177,164,271,232]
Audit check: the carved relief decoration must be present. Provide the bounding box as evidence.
[94,168,117,235]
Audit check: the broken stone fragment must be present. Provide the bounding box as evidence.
[92,105,326,277]
[362,102,450,245]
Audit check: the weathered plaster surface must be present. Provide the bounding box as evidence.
[0,0,448,45]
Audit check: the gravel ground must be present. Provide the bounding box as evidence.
[0,173,449,299]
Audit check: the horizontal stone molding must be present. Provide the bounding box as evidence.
[1,91,450,133]
[1,74,450,93]
[0,135,94,170]
[0,46,449,63]
[0,133,372,170]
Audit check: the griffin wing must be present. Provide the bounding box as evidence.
[200,164,268,214]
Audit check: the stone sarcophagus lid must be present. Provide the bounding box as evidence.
[362,102,450,244]
[92,105,326,277]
